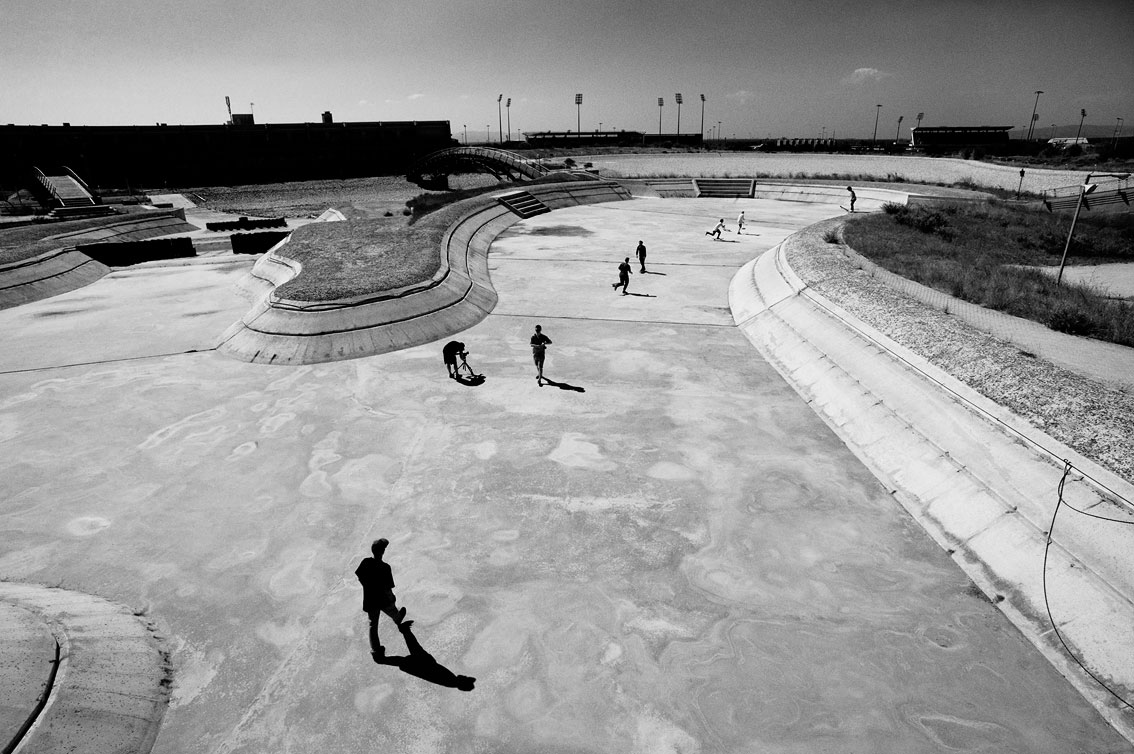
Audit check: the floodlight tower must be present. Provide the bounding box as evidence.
[497,94,503,144]
[1026,91,1043,140]
[700,94,706,149]
[506,98,512,142]
[1114,118,1125,149]
[1075,109,1087,144]
[675,93,683,144]
[658,98,664,136]
[895,115,904,141]
[575,93,583,134]
[872,104,881,144]
[916,112,924,129]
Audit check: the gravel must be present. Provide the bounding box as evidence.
[786,219,1134,486]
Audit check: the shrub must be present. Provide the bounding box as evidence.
[1048,304,1095,336]
[822,228,841,244]
[881,202,906,215]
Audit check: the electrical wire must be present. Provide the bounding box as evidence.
[1042,460,1134,711]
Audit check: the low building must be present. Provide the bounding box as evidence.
[909,126,1013,152]
[1,119,455,189]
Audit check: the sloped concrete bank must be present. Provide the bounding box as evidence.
[729,225,1134,742]
[0,582,171,754]
[216,180,632,365]
[0,211,197,310]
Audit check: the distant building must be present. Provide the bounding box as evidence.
[1,118,456,188]
[909,126,1013,151]
[1047,137,1090,149]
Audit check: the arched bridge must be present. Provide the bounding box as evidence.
[407,146,553,189]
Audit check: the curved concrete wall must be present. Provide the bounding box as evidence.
[730,225,1134,741]
[0,212,197,310]
[0,247,111,310]
[216,180,631,365]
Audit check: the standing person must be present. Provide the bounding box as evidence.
[612,257,633,294]
[355,538,406,659]
[736,211,746,235]
[705,218,726,240]
[635,240,648,273]
[846,186,857,212]
[442,340,466,379]
[530,324,552,385]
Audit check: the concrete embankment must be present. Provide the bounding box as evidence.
[730,224,1134,741]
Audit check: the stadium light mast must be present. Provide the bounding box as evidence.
[658,98,664,136]
[872,104,881,144]
[700,94,706,150]
[506,98,512,142]
[1114,117,1125,149]
[1075,108,1087,145]
[895,115,904,142]
[575,93,583,134]
[675,93,683,144]
[916,112,924,129]
[497,94,503,145]
[1026,90,1043,141]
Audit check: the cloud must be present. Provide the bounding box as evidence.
[408,93,425,100]
[726,90,754,104]
[843,68,892,85]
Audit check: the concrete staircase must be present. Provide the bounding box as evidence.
[496,190,550,218]
[36,168,116,219]
[693,178,755,198]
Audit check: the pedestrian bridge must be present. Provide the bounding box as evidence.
[407,146,553,189]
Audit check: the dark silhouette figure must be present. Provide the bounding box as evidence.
[355,538,406,659]
[846,186,857,212]
[705,219,726,239]
[373,620,476,691]
[531,324,552,385]
[636,240,647,272]
[442,341,466,379]
[736,211,746,235]
[612,257,632,294]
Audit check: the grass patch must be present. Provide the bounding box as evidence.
[842,201,1134,346]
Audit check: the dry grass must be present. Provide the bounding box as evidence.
[843,202,1134,346]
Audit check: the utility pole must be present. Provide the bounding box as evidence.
[675,93,683,145]
[1026,90,1043,140]
[700,94,706,150]
[872,104,881,144]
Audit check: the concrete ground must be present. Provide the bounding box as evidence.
[0,198,1128,753]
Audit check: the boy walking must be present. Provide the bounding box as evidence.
[355,538,406,659]
[530,324,552,385]
[636,240,647,273]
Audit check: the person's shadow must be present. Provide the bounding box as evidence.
[372,621,476,691]
[641,270,667,275]
[623,292,656,297]
[540,377,585,392]
[454,373,486,386]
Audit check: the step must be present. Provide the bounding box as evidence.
[496,191,550,219]
[693,178,755,198]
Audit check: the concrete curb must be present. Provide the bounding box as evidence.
[0,582,170,754]
[215,180,632,365]
[729,227,1134,742]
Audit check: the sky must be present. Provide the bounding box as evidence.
[3,0,1132,142]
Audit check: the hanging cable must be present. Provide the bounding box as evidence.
[1042,460,1134,711]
